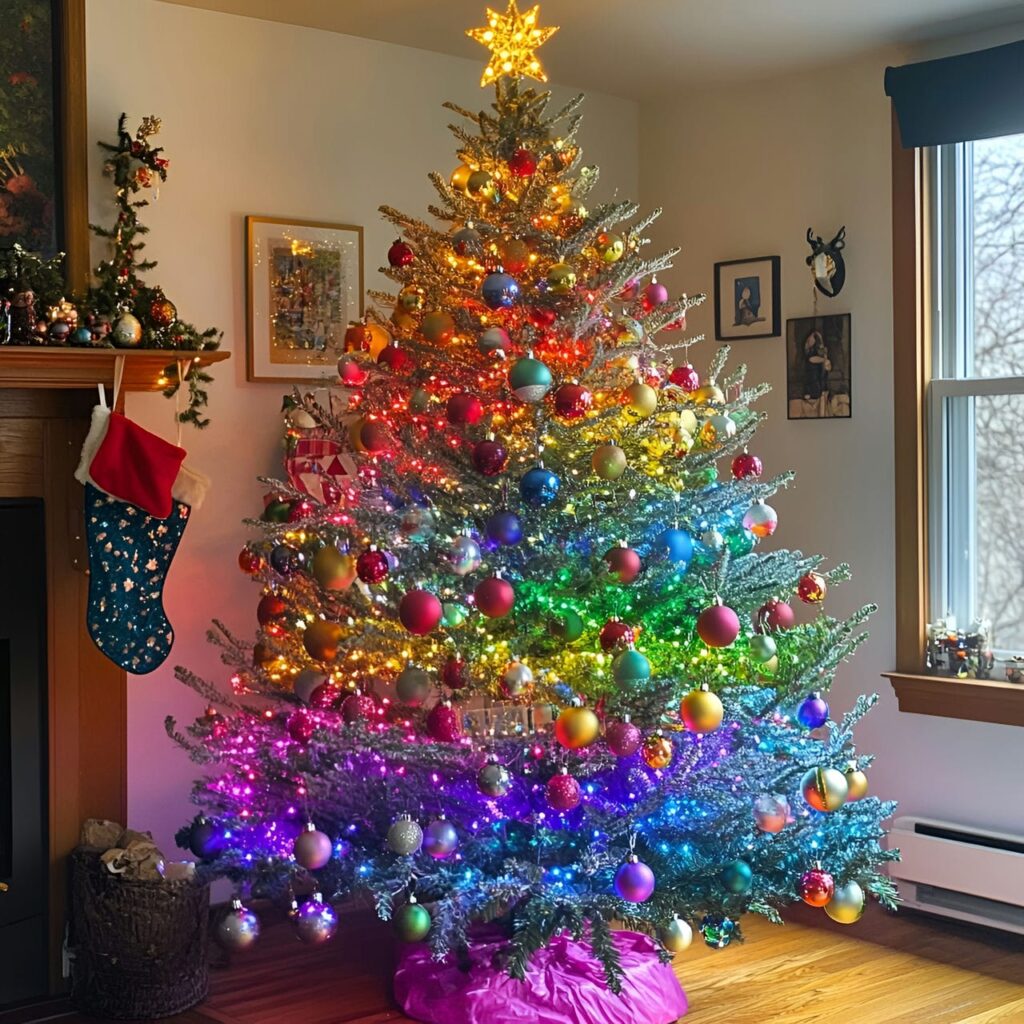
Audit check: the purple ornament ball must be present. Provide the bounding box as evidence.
[293,825,333,870]
[797,692,830,729]
[614,858,656,903]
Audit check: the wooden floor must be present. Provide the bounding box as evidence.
[4,905,1023,1024]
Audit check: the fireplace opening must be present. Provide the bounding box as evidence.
[0,499,48,1007]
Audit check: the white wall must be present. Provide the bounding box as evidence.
[641,55,1023,835]
[86,0,639,858]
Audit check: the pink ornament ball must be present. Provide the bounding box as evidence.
[731,451,763,480]
[755,598,796,633]
[341,692,376,723]
[286,710,315,744]
[399,590,443,635]
[604,545,642,584]
[641,280,669,312]
[546,771,582,812]
[293,827,333,870]
[474,576,515,618]
[605,719,642,757]
[614,858,656,902]
[446,392,484,426]
[696,603,741,648]
[426,702,462,742]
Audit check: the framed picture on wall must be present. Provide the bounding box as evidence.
[713,255,781,341]
[245,216,364,383]
[786,313,852,420]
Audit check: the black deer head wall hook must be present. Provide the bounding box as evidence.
[805,226,846,298]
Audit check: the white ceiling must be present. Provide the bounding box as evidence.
[159,0,1024,99]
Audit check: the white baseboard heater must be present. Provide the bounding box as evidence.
[888,816,1024,934]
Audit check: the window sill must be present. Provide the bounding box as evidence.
[883,671,1024,728]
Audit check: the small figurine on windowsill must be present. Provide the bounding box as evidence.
[925,615,994,678]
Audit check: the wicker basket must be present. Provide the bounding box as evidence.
[69,847,210,1019]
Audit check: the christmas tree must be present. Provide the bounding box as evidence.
[170,0,896,995]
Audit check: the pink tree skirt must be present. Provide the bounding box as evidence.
[394,929,688,1024]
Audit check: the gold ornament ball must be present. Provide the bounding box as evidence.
[844,766,869,802]
[303,620,344,662]
[451,164,473,193]
[366,323,391,359]
[595,231,625,263]
[349,416,369,452]
[112,312,143,348]
[554,706,601,750]
[625,381,658,418]
[312,546,356,592]
[693,383,725,407]
[824,880,865,924]
[680,687,724,733]
[398,286,425,312]
[499,238,531,274]
[642,733,673,769]
[801,766,848,813]
[421,311,456,343]
[466,169,496,200]
[546,261,577,295]
[658,916,693,954]
[592,443,627,481]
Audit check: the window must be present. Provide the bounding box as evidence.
[929,133,1024,653]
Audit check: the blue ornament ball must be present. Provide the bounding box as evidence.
[720,858,753,894]
[508,355,553,403]
[657,527,693,565]
[486,509,523,546]
[613,648,651,686]
[482,270,519,309]
[519,466,560,507]
[73,326,94,345]
[797,692,830,729]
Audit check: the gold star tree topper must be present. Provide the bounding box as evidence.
[466,1,559,87]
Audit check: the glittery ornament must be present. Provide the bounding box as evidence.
[423,817,459,860]
[426,701,462,742]
[554,706,600,749]
[216,899,260,952]
[797,691,830,729]
[604,544,642,584]
[293,892,338,946]
[720,859,753,893]
[681,685,724,733]
[501,659,533,698]
[388,238,415,267]
[293,823,332,870]
[446,392,483,425]
[669,364,700,391]
[442,656,469,690]
[475,576,515,618]
[753,793,790,833]
[825,880,865,924]
[592,443,627,480]
[399,590,443,635]
[473,438,508,476]
[486,509,522,546]
[595,231,625,263]
[508,148,537,177]
[394,898,432,941]
[742,500,778,538]
[509,355,552,402]
[386,815,424,856]
[477,758,512,796]
[482,270,519,309]
[755,598,795,633]
[799,866,835,907]
[287,710,315,744]
[798,570,828,604]
[149,294,177,327]
[600,619,635,651]
[614,857,656,902]
[696,602,740,648]
[700,913,734,949]
[396,665,432,706]
[341,691,376,724]
[731,451,763,479]
[606,718,642,757]
[613,648,651,686]
[448,535,483,576]
[112,312,143,347]
[801,766,848,812]
[553,382,592,419]
[519,466,560,507]
[659,916,693,954]
[356,547,390,584]
[303,620,343,662]
[546,768,582,811]
[642,733,673,769]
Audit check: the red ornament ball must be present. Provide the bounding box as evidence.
[599,619,636,651]
[387,238,415,268]
[553,382,593,420]
[472,438,508,476]
[442,656,470,690]
[669,363,700,392]
[797,571,827,604]
[341,692,376,723]
[359,420,392,454]
[426,702,462,742]
[308,682,342,710]
[604,545,642,584]
[641,280,669,312]
[377,344,415,374]
[399,590,443,635]
[287,711,315,744]
[508,148,538,177]
[528,306,557,330]
[731,451,763,480]
[605,718,642,757]
[474,576,515,618]
[256,593,287,626]
[696,603,741,647]
[755,598,796,633]
[344,322,372,352]
[337,356,368,387]
[356,548,389,584]
[545,771,582,812]
[238,546,262,574]
[798,867,835,908]
[446,392,483,426]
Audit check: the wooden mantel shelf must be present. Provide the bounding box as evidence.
[884,671,1024,728]
[0,346,230,392]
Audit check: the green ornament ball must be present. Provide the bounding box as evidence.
[726,529,755,557]
[509,355,553,403]
[720,858,753,894]
[549,610,584,643]
[749,634,777,663]
[394,900,432,942]
[261,499,291,523]
[442,601,468,627]
[612,648,651,686]
[409,388,431,413]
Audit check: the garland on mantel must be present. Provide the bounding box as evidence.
[0,113,221,428]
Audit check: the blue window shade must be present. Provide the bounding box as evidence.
[885,39,1024,148]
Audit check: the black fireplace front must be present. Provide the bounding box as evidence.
[0,499,48,1006]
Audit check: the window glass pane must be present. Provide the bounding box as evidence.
[971,134,1024,377]
[973,392,1024,650]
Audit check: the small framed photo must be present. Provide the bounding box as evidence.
[786,313,852,420]
[713,256,781,341]
[246,216,364,382]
